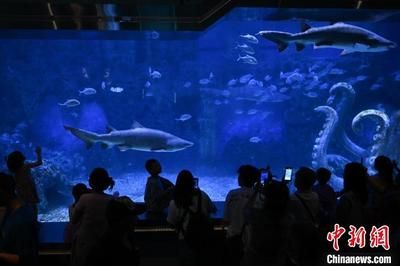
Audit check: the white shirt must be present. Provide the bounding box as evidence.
[224,187,254,238]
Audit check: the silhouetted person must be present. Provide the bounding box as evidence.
[70,168,115,266]
[313,167,336,224]
[0,172,38,266]
[373,158,400,259]
[64,183,89,243]
[241,181,291,266]
[144,159,174,220]
[6,147,42,218]
[336,162,370,226]
[288,167,320,266]
[223,165,259,266]
[167,170,216,266]
[86,197,140,266]
[369,156,396,223]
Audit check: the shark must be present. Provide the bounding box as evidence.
[64,122,194,152]
[258,22,397,55]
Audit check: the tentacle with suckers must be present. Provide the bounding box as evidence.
[326,82,365,159]
[312,106,338,169]
[382,110,400,163]
[352,109,390,167]
[327,82,355,113]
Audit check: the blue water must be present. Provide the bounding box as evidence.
[0,8,400,222]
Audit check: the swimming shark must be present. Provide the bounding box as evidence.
[64,122,194,152]
[258,22,397,55]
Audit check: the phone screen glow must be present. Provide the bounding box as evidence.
[284,168,292,181]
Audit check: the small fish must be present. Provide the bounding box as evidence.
[209,72,214,79]
[82,67,89,79]
[280,69,299,79]
[221,90,231,97]
[149,67,162,79]
[356,75,368,81]
[370,83,382,91]
[304,91,318,98]
[183,81,192,88]
[237,54,258,65]
[199,78,210,85]
[175,114,192,122]
[79,88,97,95]
[264,75,272,82]
[240,34,259,44]
[285,72,304,84]
[145,81,151,88]
[292,84,302,90]
[319,83,329,90]
[248,79,264,88]
[58,99,80,107]
[110,87,124,93]
[227,79,237,87]
[279,87,289,93]
[101,81,106,90]
[249,137,262,143]
[235,109,244,115]
[214,99,222,105]
[223,99,230,105]
[247,109,258,115]
[239,74,253,84]
[329,68,346,75]
[145,92,154,97]
[71,112,79,118]
[235,43,255,54]
[258,92,291,103]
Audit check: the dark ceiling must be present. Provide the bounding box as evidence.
[1,0,400,31]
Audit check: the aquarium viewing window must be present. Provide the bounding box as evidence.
[0,7,399,222]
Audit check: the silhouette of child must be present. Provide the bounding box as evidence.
[6,146,43,218]
[313,167,336,222]
[144,159,174,220]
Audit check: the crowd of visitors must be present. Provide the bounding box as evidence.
[0,147,399,266]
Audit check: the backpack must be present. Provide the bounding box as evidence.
[180,192,215,250]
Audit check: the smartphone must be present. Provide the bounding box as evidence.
[283,167,293,182]
[193,178,199,189]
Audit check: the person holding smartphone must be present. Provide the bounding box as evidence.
[223,165,260,266]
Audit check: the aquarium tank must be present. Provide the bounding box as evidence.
[0,7,399,222]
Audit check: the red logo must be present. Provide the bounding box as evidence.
[327,224,346,251]
[370,225,390,250]
[348,225,366,248]
[327,224,390,251]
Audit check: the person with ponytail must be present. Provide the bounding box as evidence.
[70,168,115,266]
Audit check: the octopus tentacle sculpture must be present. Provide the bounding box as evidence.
[312,82,364,175]
[312,81,399,178]
[312,106,338,169]
[352,109,390,167]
